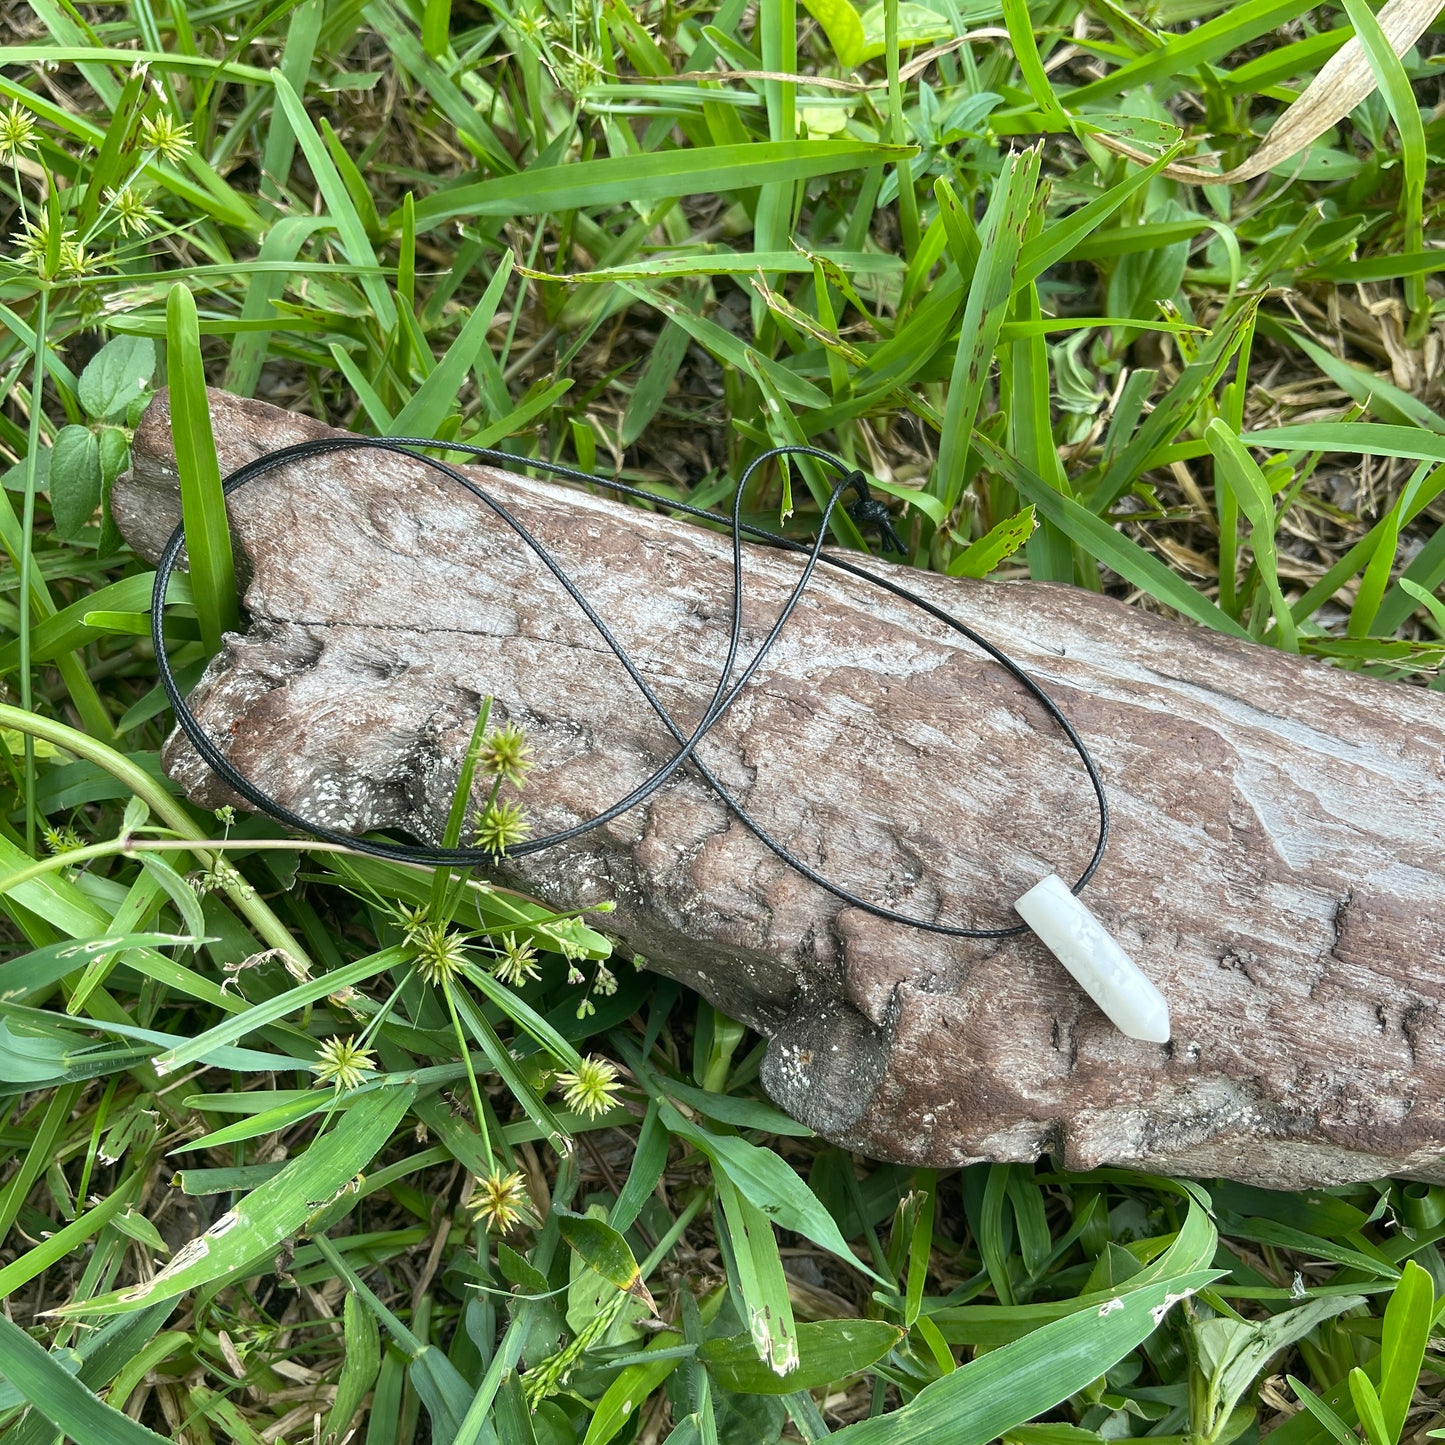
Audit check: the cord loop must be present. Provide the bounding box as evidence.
[150,437,1109,939]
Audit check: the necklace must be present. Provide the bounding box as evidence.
[150,438,1168,1042]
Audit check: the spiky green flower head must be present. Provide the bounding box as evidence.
[312,1035,376,1091]
[42,824,84,855]
[139,110,192,163]
[474,798,531,855]
[471,1169,531,1233]
[479,722,532,787]
[0,104,37,160]
[106,184,158,237]
[411,920,473,986]
[492,932,540,987]
[11,214,96,280]
[555,1056,623,1118]
[395,903,430,944]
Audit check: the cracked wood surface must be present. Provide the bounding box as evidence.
[115,389,1445,1188]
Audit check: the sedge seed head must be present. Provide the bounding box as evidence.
[474,799,531,856]
[471,1169,531,1233]
[106,184,158,237]
[412,920,471,985]
[312,1035,376,1091]
[14,213,102,280]
[555,1056,623,1119]
[139,111,192,162]
[0,104,37,159]
[395,903,430,944]
[12,215,50,268]
[42,824,84,856]
[492,932,540,987]
[479,723,532,786]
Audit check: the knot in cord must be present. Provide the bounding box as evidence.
[843,472,908,556]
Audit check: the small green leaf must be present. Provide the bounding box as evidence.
[1206,419,1299,650]
[0,1016,74,1084]
[581,1345,683,1445]
[166,282,239,653]
[49,424,103,541]
[1399,578,1445,631]
[1378,1260,1436,1444]
[323,1292,380,1445]
[1288,1374,1361,1445]
[556,1209,646,1298]
[1350,1368,1391,1445]
[869,477,946,527]
[110,1206,171,1255]
[136,853,207,943]
[801,0,866,66]
[77,334,155,421]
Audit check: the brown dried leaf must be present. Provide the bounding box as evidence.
[1097,0,1441,184]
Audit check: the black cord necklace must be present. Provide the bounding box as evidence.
[150,439,1110,942]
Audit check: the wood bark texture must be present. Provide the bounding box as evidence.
[115,389,1445,1189]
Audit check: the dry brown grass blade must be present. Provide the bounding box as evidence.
[1095,0,1441,183]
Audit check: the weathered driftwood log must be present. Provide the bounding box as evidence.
[115,389,1445,1190]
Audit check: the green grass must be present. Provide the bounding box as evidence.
[1,0,1444,1438]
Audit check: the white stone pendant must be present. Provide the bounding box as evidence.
[1014,874,1171,1043]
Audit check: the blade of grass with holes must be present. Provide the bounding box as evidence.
[55,1083,417,1315]
[714,1168,801,1377]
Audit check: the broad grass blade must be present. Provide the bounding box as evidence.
[56,1083,417,1315]
[832,1269,1223,1443]
[407,140,914,227]
[166,283,238,653]
[0,1310,172,1444]
[715,1169,800,1376]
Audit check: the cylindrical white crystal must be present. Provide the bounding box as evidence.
[1014,874,1171,1043]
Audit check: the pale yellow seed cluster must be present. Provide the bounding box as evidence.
[0,103,37,159]
[492,932,540,986]
[473,798,531,855]
[471,1169,531,1233]
[555,1056,623,1118]
[312,1036,377,1092]
[138,111,193,163]
[411,920,472,986]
